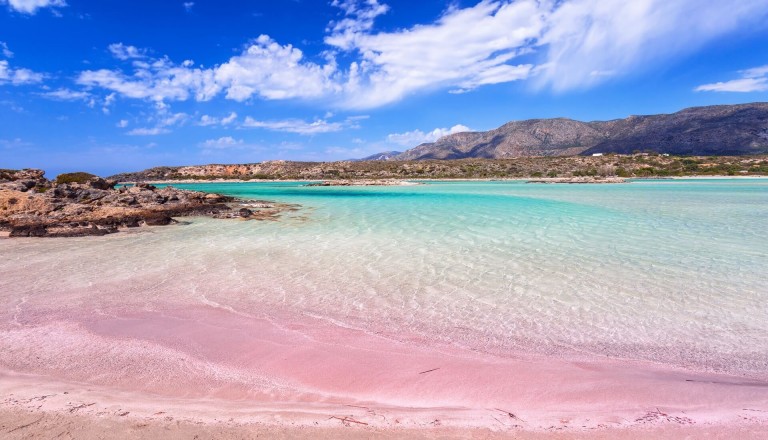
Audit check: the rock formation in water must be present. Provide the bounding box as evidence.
[0,169,291,238]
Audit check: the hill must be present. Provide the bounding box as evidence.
[393,103,768,160]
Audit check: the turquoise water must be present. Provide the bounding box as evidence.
[4,179,768,376]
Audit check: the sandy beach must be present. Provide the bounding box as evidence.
[1,304,767,438]
[2,179,767,438]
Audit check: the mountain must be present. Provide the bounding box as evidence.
[357,150,403,161]
[393,103,768,160]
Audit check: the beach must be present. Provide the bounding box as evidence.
[2,179,767,438]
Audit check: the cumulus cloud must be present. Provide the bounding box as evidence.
[214,35,340,101]
[0,60,44,85]
[74,1,768,109]
[695,65,768,93]
[117,119,129,128]
[387,124,471,147]
[242,117,344,135]
[183,2,194,12]
[78,57,220,101]
[2,0,66,14]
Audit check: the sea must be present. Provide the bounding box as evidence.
[2,179,767,380]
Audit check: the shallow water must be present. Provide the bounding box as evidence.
[2,179,767,379]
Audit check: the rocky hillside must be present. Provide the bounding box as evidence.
[109,155,768,182]
[394,102,768,160]
[357,151,403,161]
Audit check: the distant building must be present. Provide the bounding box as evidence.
[592,153,604,157]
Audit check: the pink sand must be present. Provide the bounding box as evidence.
[2,303,767,433]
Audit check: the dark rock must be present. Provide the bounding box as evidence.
[143,214,174,226]
[238,208,253,217]
[9,224,48,237]
[88,177,117,190]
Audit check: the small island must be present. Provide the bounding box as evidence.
[0,169,295,238]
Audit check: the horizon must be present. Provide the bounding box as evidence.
[2,0,768,177]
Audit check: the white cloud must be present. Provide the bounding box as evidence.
[2,0,66,14]
[40,88,91,101]
[102,92,117,114]
[74,1,768,109]
[108,43,146,61]
[127,127,171,136]
[214,35,340,101]
[200,136,242,149]
[696,64,768,93]
[0,42,13,58]
[117,119,129,128]
[536,0,768,91]
[0,60,44,85]
[198,111,238,126]
[78,57,220,102]
[387,124,471,147]
[242,117,344,135]
[124,105,187,135]
[183,2,194,12]
[332,0,541,107]
[326,0,390,50]
[220,111,238,125]
[696,78,768,93]
[742,65,768,79]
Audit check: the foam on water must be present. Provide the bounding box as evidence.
[2,179,768,380]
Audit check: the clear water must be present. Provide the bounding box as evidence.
[2,179,767,376]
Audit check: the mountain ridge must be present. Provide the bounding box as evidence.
[391,102,768,160]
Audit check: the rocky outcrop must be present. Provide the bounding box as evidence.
[393,102,768,160]
[0,169,294,238]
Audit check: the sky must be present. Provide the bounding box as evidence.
[2,0,768,177]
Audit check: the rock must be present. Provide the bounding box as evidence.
[0,169,290,238]
[143,214,174,226]
[88,177,117,190]
[9,224,48,237]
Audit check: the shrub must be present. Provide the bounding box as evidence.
[55,172,98,185]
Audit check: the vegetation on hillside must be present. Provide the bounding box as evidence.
[110,154,768,182]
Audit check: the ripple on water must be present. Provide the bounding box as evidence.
[2,179,767,377]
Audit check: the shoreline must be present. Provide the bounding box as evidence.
[127,175,768,185]
[1,304,767,437]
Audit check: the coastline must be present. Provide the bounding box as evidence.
[3,179,767,438]
[129,175,768,185]
[1,304,767,438]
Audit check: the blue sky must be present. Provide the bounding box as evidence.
[2,0,768,177]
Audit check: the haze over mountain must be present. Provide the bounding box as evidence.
[389,103,768,160]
